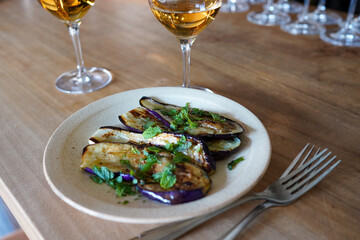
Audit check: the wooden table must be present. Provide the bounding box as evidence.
[0,0,359,239]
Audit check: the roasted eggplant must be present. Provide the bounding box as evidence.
[139,97,244,138]
[205,136,242,158]
[137,162,211,204]
[81,142,211,204]
[119,107,169,133]
[88,127,215,173]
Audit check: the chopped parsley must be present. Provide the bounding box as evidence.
[228,157,245,170]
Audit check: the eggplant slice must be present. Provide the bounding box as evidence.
[81,142,211,204]
[119,107,169,133]
[138,162,211,204]
[89,127,215,173]
[205,136,242,159]
[139,97,244,138]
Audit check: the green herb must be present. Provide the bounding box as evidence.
[122,200,129,205]
[160,109,178,116]
[91,166,137,198]
[172,152,191,163]
[143,121,155,130]
[169,103,198,131]
[191,108,205,117]
[147,146,162,153]
[90,175,103,184]
[227,157,245,170]
[131,147,141,155]
[164,136,192,153]
[142,126,162,139]
[210,112,226,122]
[141,151,159,172]
[152,164,177,189]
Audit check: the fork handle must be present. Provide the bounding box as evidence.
[219,201,275,240]
[131,195,260,240]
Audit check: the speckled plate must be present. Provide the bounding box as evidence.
[43,87,271,224]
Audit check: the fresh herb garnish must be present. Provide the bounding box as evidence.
[131,147,141,155]
[164,135,192,153]
[142,126,162,139]
[210,112,226,122]
[141,150,159,172]
[227,157,245,170]
[143,121,155,130]
[91,166,137,198]
[169,103,198,131]
[147,146,162,153]
[172,152,191,163]
[161,109,178,116]
[152,164,177,189]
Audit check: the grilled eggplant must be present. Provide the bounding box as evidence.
[119,107,169,133]
[88,127,215,173]
[205,136,242,158]
[81,142,211,204]
[139,97,244,138]
[137,162,211,204]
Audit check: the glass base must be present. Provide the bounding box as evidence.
[247,9,291,26]
[249,0,266,5]
[274,1,303,14]
[320,27,360,47]
[55,67,112,94]
[281,19,324,35]
[182,85,214,93]
[221,1,250,13]
[308,11,342,25]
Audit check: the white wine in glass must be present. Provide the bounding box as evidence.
[149,0,222,92]
[38,0,112,94]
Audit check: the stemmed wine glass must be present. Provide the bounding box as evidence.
[247,0,290,26]
[221,0,249,13]
[148,0,222,92]
[320,0,360,47]
[308,0,342,25]
[38,0,112,94]
[274,0,302,14]
[350,15,360,34]
[281,0,324,35]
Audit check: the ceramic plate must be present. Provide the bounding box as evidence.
[43,87,271,224]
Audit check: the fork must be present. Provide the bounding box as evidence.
[131,144,340,240]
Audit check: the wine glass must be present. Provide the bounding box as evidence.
[320,0,360,47]
[308,0,342,25]
[249,0,266,5]
[221,0,249,13]
[274,0,302,14]
[350,15,360,34]
[281,0,324,35]
[247,0,290,26]
[38,0,112,94]
[149,0,222,92]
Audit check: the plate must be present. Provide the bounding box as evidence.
[43,87,271,224]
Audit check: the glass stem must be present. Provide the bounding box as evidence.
[318,0,326,11]
[180,38,195,88]
[299,0,310,21]
[66,21,87,83]
[344,0,358,29]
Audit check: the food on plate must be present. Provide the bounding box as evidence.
[81,142,211,204]
[81,97,245,204]
[89,126,215,174]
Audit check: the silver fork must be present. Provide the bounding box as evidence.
[220,151,340,240]
[131,144,340,240]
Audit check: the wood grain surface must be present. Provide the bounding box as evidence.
[0,0,359,239]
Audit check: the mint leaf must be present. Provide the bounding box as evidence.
[90,176,103,184]
[131,147,141,155]
[147,146,162,153]
[141,152,159,172]
[173,152,191,163]
[152,164,177,189]
[143,126,162,139]
[228,157,245,170]
[143,121,155,130]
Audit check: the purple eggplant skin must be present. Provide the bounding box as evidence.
[88,126,215,174]
[137,162,212,204]
[84,167,135,181]
[139,97,245,138]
